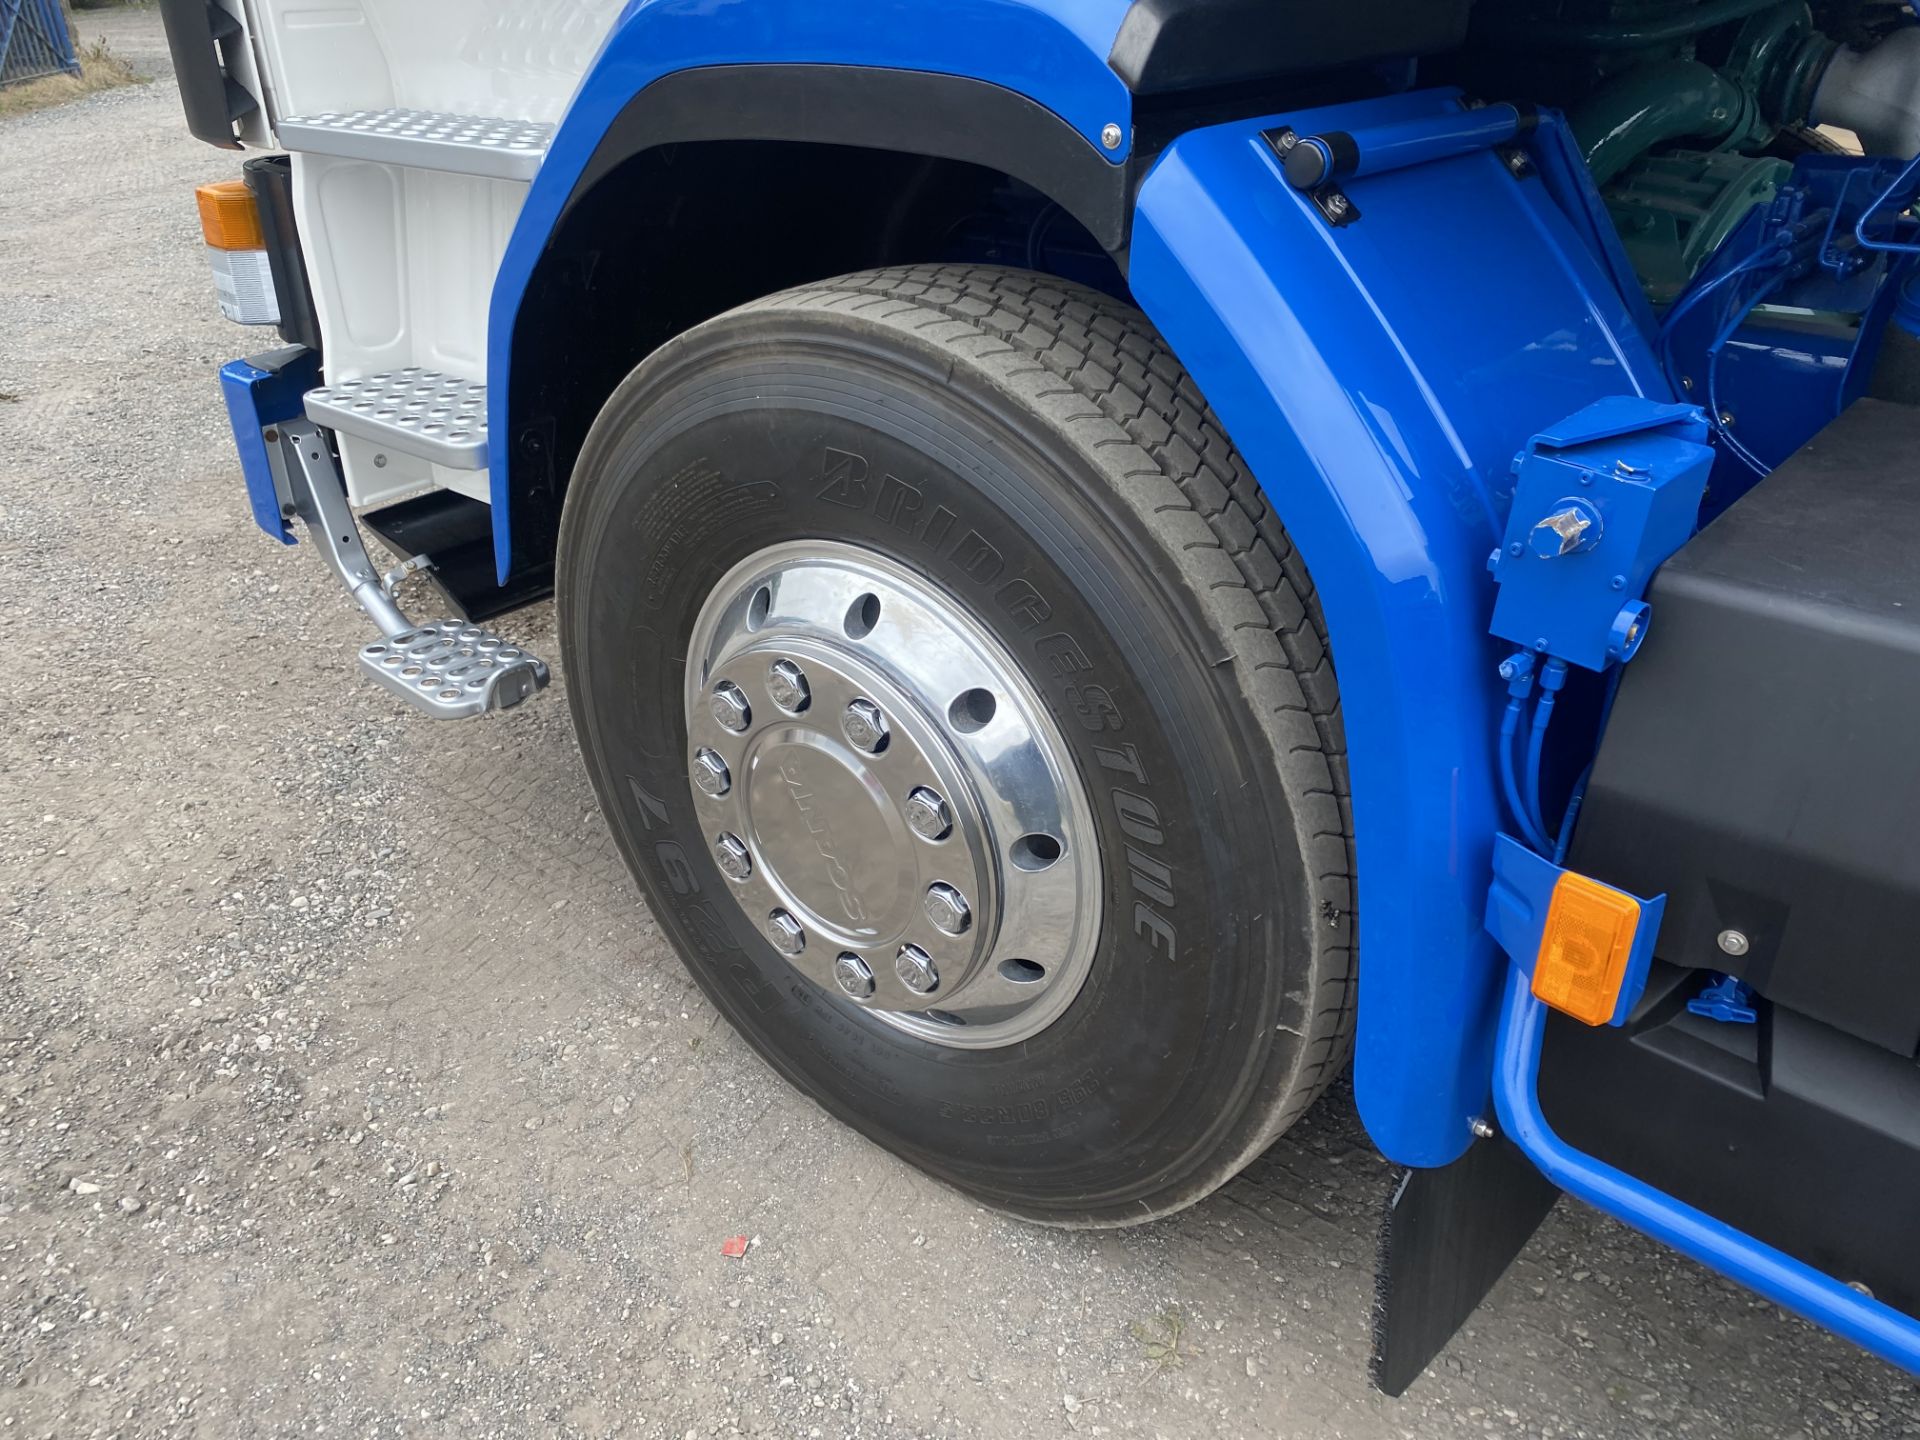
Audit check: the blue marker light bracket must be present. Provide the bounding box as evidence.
[1484,833,1665,1028]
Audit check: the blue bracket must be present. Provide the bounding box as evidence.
[1489,396,1714,672]
[1688,973,1760,1024]
[219,346,319,545]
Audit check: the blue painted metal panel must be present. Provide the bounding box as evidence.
[220,350,321,544]
[1126,91,1669,1167]
[487,0,1136,579]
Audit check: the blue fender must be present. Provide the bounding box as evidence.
[1127,90,1668,1167]
[487,0,1138,577]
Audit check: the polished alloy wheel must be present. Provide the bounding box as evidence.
[683,541,1100,1049]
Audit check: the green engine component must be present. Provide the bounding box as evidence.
[1606,149,1794,303]
[1470,1,1846,302]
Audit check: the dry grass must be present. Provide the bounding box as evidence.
[0,35,142,118]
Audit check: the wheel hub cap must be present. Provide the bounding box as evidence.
[684,542,1101,1049]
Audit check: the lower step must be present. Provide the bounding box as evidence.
[358,621,549,718]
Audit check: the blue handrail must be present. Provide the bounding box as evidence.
[1493,967,1920,1375]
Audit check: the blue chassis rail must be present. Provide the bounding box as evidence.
[447,0,1920,1372]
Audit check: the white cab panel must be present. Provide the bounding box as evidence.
[244,0,624,509]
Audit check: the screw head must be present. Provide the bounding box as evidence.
[767,659,810,713]
[710,681,751,732]
[767,910,806,957]
[1100,122,1123,151]
[714,832,752,882]
[1717,928,1751,957]
[923,883,972,936]
[904,787,953,842]
[842,698,890,754]
[1325,193,1351,218]
[692,748,731,797]
[833,953,876,1001]
[895,944,940,996]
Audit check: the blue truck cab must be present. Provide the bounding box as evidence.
[163,0,1920,1392]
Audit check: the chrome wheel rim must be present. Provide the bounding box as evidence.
[684,541,1102,1050]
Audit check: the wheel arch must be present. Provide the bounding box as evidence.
[1125,97,1671,1168]
[489,0,1141,585]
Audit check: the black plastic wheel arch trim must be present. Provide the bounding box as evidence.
[565,63,1133,261]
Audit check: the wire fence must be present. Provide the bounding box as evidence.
[0,0,81,88]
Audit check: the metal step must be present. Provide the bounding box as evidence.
[277,109,552,182]
[269,416,550,721]
[304,368,487,470]
[357,621,549,719]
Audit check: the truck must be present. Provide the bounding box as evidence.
[158,0,1920,1393]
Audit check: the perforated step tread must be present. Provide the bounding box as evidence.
[277,108,552,181]
[304,368,487,470]
[358,620,548,718]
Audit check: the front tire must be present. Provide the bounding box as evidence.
[558,265,1354,1225]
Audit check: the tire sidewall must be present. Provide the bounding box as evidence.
[558,311,1318,1221]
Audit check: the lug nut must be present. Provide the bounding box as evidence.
[710,681,751,732]
[923,882,972,936]
[767,910,806,957]
[842,698,890,753]
[714,833,752,882]
[895,944,940,995]
[692,748,731,797]
[904,787,952,842]
[767,659,810,713]
[833,952,876,1000]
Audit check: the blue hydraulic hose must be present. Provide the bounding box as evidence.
[1522,659,1569,851]
[1500,696,1552,853]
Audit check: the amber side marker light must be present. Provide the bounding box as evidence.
[195,179,266,251]
[193,180,279,328]
[1531,871,1644,1026]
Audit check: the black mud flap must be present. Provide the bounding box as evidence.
[1371,1134,1560,1396]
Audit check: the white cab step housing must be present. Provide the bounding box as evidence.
[239,0,624,511]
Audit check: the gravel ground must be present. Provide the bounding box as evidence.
[2,9,1917,1438]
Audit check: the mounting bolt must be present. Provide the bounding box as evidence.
[1471,1117,1496,1140]
[710,681,751,733]
[692,748,731,798]
[923,883,972,936]
[1100,122,1124,151]
[905,787,953,842]
[767,659,810,713]
[842,698,890,754]
[1324,192,1351,219]
[833,953,876,1001]
[714,833,752,882]
[767,910,806,957]
[895,944,940,995]
[1717,928,1751,957]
